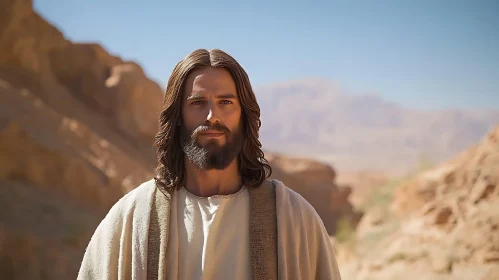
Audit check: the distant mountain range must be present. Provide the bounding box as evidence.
[255,79,499,174]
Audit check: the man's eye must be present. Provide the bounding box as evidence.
[220,100,233,104]
[191,100,203,105]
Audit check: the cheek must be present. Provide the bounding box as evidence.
[226,109,243,132]
[182,107,202,129]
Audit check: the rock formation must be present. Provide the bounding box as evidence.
[266,153,363,234]
[339,127,499,280]
[0,0,163,155]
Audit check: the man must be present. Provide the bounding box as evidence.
[78,49,342,280]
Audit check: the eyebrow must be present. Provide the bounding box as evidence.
[217,93,237,99]
[186,94,204,101]
[186,93,238,100]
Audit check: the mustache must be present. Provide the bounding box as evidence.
[191,123,230,136]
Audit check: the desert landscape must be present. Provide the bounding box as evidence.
[256,79,499,174]
[1,0,498,279]
[337,127,499,279]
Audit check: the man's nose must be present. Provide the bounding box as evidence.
[206,103,221,124]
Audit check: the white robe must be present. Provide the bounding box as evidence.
[77,179,342,280]
[165,185,252,279]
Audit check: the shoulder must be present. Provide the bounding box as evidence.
[120,178,157,204]
[89,178,157,238]
[101,178,157,221]
[270,179,322,224]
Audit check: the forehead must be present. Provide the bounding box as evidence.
[183,67,237,98]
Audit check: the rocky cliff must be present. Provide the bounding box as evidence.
[0,1,358,279]
[266,153,363,234]
[339,127,499,280]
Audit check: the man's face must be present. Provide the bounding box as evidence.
[180,67,243,170]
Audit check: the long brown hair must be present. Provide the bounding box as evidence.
[153,49,272,190]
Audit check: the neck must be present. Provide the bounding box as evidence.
[183,156,242,197]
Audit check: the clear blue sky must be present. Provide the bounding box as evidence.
[35,0,498,110]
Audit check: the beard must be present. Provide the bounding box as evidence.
[180,122,243,170]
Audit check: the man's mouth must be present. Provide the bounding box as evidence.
[200,130,225,137]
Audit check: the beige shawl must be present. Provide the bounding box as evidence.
[77,179,342,280]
